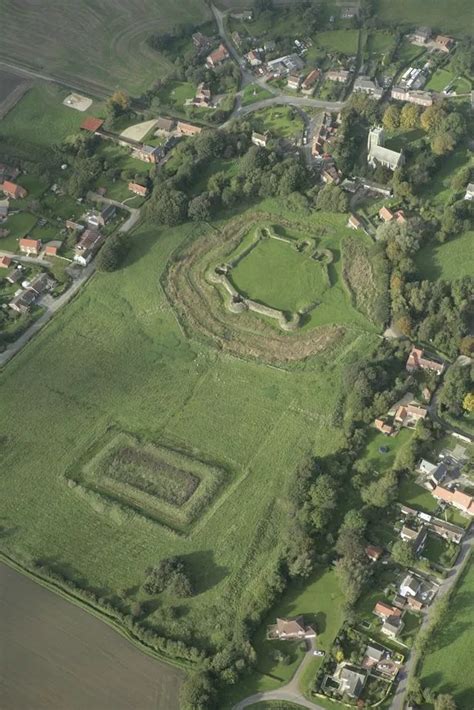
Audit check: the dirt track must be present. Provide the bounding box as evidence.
[0,563,183,710]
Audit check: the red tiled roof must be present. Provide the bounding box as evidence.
[80,117,104,132]
[0,255,12,268]
[19,238,41,249]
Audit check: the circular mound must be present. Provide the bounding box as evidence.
[162,213,345,364]
[313,248,334,264]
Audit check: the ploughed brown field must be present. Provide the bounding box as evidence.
[0,563,183,710]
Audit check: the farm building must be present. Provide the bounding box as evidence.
[326,69,350,83]
[176,121,202,136]
[2,181,27,199]
[0,255,12,269]
[80,117,104,133]
[406,346,444,375]
[155,117,175,132]
[434,35,454,52]
[131,145,161,163]
[301,69,320,94]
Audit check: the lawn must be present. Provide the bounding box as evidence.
[251,106,304,140]
[157,81,196,110]
[359,429,413,473]
[423,533,457,568]
[415,230,474,282]
[223,568,345,708]
[315,30,359,55]
[426,68,456,92]
[419,557,474,708]
[0,206,376,680]
[376,0,473,37]
[0,212,38,252]
[0,0,210,95]
[398,477,439,513]
[420,144,472,207]
[241,84,273,107]
[367,31,397,55]
[94,142,150,203]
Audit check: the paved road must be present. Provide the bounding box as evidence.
[389,529,474,710]
[0,562,182,710]
[233,640,326,710]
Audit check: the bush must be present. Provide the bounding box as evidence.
[96,233,129,272]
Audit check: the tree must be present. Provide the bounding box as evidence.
[438,363,473,417]
[431,131,455,156]
[96,233,129,272]
[459,335,474,356]
[382,105,400,131]
[463,393,474,413]
[310,474,338,531]
[451,166,471,193]
[188,193,212,221]
[316,184,349,213]
[147,188,188,225]
[434,694,457,710]
[360,471,397,508]
[421,104,446,133]
[179,671,216,710]
[391,539,416,567]
[400,103,421,130]
[106,90,131,118]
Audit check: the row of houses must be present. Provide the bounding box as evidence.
[391,87,433,106]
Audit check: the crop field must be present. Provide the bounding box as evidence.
[420,558,474,708]
[0,208,379,661]
[376,0,473,37]
[0,562,183,710]
[0,0,210,95]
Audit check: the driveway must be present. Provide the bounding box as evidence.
[233,639,326,710]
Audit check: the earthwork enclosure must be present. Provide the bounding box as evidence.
[66,432,228,536]
[164,213,372,363]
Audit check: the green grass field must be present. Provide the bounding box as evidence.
[0,208,377,666]
[251,106,304,140]
[241,84,273,107]
[315,30,359,55]
[0,0,210,95]
[230,236,325,312]
[376,0,474,37]
[415,230,474,282]
[420,557,474,708]
[359,429,413,472]
[367,31,397,54]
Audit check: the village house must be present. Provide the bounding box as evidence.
[367,127,404,171]
[65,220,85,233]
[427,462,448,489]
[337,665,367,698]
[429,518,464,544]
[381,615,404,639]
[400,524,427,554]
[86,205,116,229]
[322,165,341,185]
[6,268,22,284]
[287,73,302,90]
[374,417,395,435]
[19,237,41,256]
[2,181,27,199]
[29,272,53,296]
[353,75,383,99]
[432,486,474,515]
[364,644,384,664]
[366,545,383,562]
[9,288,37,314]
[379,206,394,222]
[128,182,149,197]
[245,50,262,67]
[395,209,407,224]
[406,596,424,612]
[44,241,61,257]
[400,573,421,598]
[0,255,12,269]
[131,144,161,164]
[373,602,402,620]
[347,213,362,230]
[412,27,432,44]
[391,87,433,106]
[434,35,454,52]
[301,69,320,94]
[176,121,202,137]
[192,32,211,52]
[80,117,104,134]
[73,229,104,266]
[192,82,212,107]
[406,346,444,375]
[0,198,9,220]
[206,43,229,68]
[267,616,316,640]
[0,163,20,183]
[326,69,350,83]
[395,402,428,427]
[251,131,269,148]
